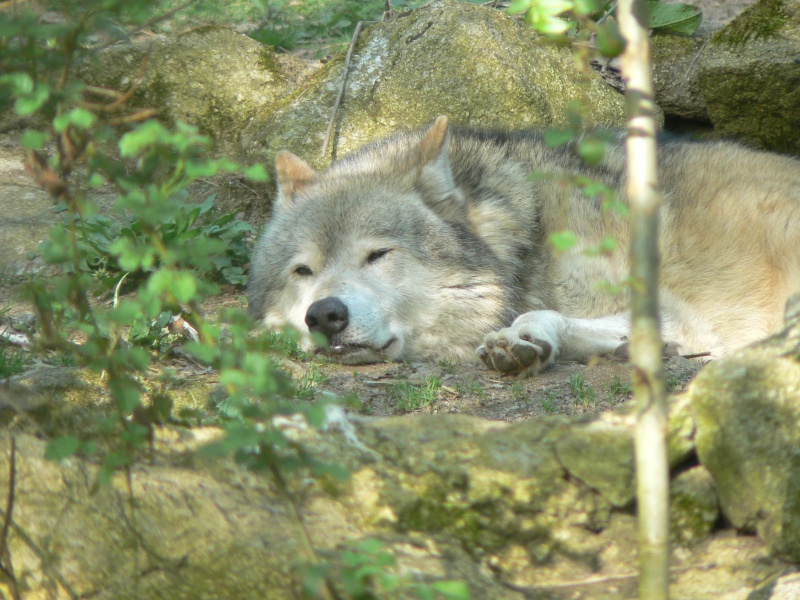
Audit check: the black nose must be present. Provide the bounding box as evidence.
[305,297,349,339]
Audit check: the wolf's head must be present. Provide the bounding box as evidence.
[247,116,512,364]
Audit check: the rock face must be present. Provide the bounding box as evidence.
[78,26,315,161]
[699,0,800,153]
[241,0,628,168]
[652,0,800,152]
[0,368,793,599]
[689,297,800,561]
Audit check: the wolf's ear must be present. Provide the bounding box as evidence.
[274,150,317,210]
[415,116,466,221]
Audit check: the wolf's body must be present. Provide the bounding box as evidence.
[248,117,800,376]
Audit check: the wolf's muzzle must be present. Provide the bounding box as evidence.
[305,297,349,340]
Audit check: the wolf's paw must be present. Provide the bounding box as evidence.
[477,311,560,376]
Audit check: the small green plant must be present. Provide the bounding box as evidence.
[569,371,597,406]
[666,375,681,392]
[540,392,558,414]
[468,382,487,401]
[248,0,387,56]
[295,364,329,400]
[390,375,442,412]
[437,357,456,373]
[303,538,471,599]
[0,347,28,378]
[607,375,632,403]
[510,381,526,401]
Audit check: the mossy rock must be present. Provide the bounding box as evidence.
[689,320,800,561]
[241,0,630,171]
[670,466,719,547]
[698,0,800,153]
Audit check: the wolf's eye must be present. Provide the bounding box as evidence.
[294,265,313,276]
[366,248,391,264]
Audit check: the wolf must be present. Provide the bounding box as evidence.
[248,116,800,376]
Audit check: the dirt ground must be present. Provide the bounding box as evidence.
[283,351,704,421]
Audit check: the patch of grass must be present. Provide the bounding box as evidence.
[569,371,597,407]
[541,392,558,414]
[266,330,312,361]
[666,375,681,392]
[295,364,328,400]
[437,358,456,374]
[390,375,441,413]
[509,382,526,401]
[468,382,487,400]
[0,347,28,378]
[48,351,79,367]
[607,375,632,403]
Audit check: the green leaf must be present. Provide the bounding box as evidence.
[243,163,269,181]
[600,236,618,252]
[536,0,573,13]
[549,230,578,251]
[172,271,198,303]
[21,130,49,150]
[0,72,33,95]
[45,436,80,460]
[185,160,220,179]
[184,341,218,364]
[112,383,141,415]
[15,85,50,116]
[507,0,532,15]
[119,120,168,158]
[54,108,96,132]
[648,1,702,35]
[108,299,143,324]
[198,422,261,456]
[431,580,471,599]
[544,128,576,147]
[310,460,350,481]
[573,0,600,16]
[527,11,572,35]
[596,20,626,58]
[577,135,608,166]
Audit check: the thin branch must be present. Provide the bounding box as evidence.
[618,0,670,598]
[79,51,151,113]
[266,450,343,600]
[320,21,369,160]
[502,562,717,592]
[684,39,710,80]
[0,437,20,600]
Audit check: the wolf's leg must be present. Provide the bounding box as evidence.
[476,311,629,377]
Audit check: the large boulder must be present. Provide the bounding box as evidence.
[77,26,315,161]
[690,296,800,561]
[651,0,800,153]
[240,0,629,167]
[0,397,788,599]
[698,0,800,153]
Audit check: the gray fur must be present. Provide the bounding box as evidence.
[248,117,800,374]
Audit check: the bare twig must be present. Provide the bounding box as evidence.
[684,39,710,80]
[267,450,343,600]
[320,21,369,160]
[681,351,712,360]
[0,437,20,600]
[80,52,150,113]
[502,562,717,592]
